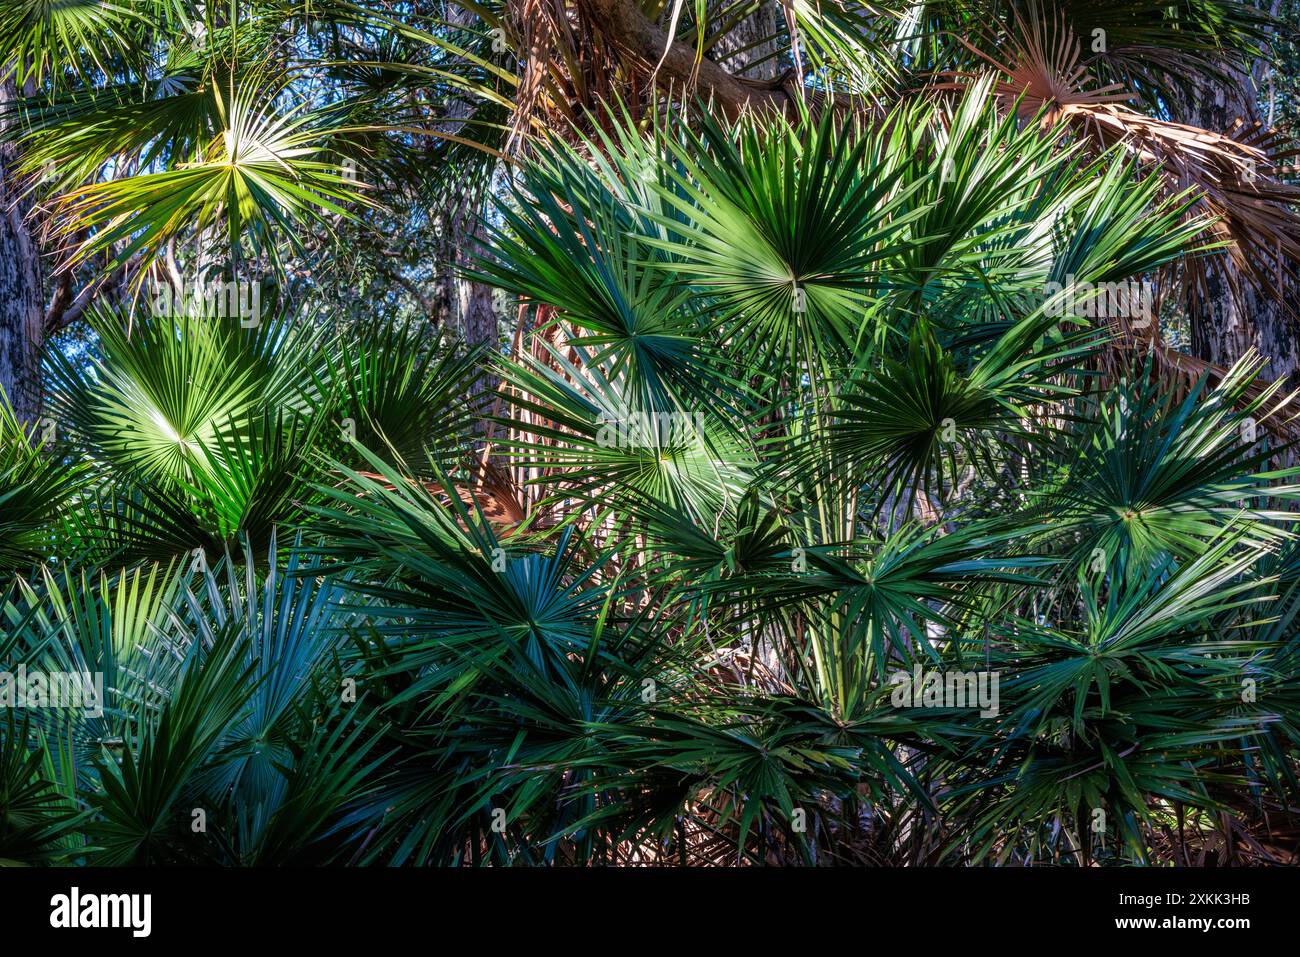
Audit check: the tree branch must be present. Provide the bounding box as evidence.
[579,0,800,118]
[44,257,130,335]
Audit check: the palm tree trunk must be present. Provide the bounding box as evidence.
[1184,30,1298,388]
[1188,244,1297,388]
[0,70,44,423]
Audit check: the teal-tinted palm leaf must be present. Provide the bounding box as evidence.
[951,532,1277,864]
[1028,354,1300,577]
[0,713,81,865]
[0,396,85,574]
[493,343,756,520]
[0,561,189,795]
[83,625,258,865]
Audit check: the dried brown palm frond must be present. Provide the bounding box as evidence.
[503,0,565,149]
[348,458,527,534]
[1184,118,1300,298]
[477,0,632,152]
[937,7,1300,330]
[1054,0,1276,106]
[1148,799,1300,867]
[1099,331,1300,454]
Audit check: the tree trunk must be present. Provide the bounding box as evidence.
[432,167,497,354]
[1183,42,1298,388]
[1188,250,1298,388]
[709,0,781,81]
[0,71,44,423]
[431,4,500,363]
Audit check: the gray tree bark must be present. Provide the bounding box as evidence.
[1182,17,1298,388]
[709,0,781,81]
[0,71,44,423]
[431,167,497,353]
[433,3,499,359]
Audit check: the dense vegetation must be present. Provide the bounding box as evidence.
[1,1,1298,866]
